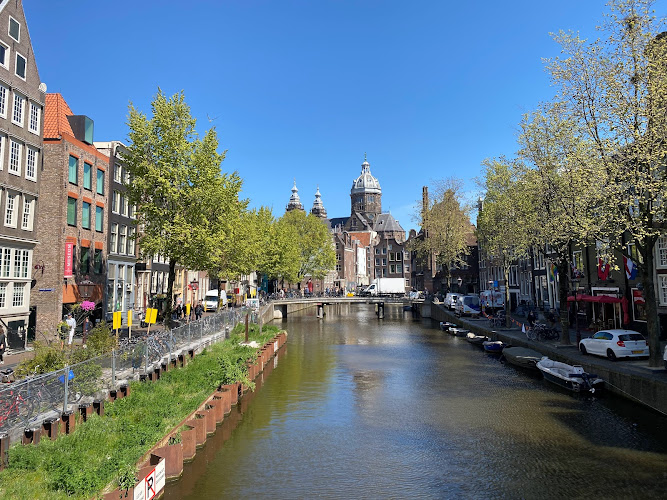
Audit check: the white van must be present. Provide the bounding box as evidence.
[204,290,227,311]
[444,293,463,310]
[455,295,481,317]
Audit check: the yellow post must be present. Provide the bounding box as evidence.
[127,310,133,339]
[113,311,121,338]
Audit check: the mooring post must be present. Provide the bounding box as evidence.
[378,302,385,319]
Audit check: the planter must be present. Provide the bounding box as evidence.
[151,444,183,480]
[189,414,207,447]
[208,395,224,424]
[119,384,130,398]
[180,425,197,461]
[216,389,232,415]
[22,427,40,445]
[221,383,239,406]
[93,399,104,417]
[60,410,75,435]
[79,403,93,423]
[178,352,186,368]
[41,417,59,441]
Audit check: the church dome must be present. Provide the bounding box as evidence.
[351,155,381,195]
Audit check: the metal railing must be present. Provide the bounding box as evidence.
[0,307,253,440]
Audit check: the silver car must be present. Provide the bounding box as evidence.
[579,329,649,361]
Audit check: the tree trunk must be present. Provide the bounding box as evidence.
[639,245,661,367]
[166,260,177,327]
[504,262,511,329]
[557,259,571,345]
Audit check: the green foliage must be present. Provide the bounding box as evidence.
[0,327,285,499]
[15,341,66,377]
[85,322,118,356]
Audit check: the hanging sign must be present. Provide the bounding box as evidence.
[64,242,74,278]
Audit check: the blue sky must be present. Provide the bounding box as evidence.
[25,0,653,232]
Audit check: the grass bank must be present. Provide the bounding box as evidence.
[0,323,281,499]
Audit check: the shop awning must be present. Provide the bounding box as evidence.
[567,294,630,324]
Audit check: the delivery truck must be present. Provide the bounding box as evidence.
[362,278,406,297]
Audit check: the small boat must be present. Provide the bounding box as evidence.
[482,340,505,353]
[452,328,470,337]
[502,346,541,370]
[536,357,604,393]
[466,332,488,346]
[439,321,457,332]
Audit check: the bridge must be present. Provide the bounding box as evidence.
[267,296,425,320]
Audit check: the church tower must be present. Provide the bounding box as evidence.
[310,186,328,219]
[350,154,382,222]
[286,180,304,212]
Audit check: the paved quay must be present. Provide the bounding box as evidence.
[426,301,667,416]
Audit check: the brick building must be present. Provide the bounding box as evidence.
[32,94,108,335]
[0,0,45,346]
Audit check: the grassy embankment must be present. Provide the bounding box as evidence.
[0,323,281,499]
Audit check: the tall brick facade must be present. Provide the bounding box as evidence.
[31,94,108,336]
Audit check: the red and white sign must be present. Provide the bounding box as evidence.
[133,459,165,500]
[64,242,74,278]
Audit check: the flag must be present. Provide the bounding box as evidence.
[624,255,637,280]
[598,258,609,280]
[549,263,558,282]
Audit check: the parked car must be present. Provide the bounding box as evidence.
[579,330,649,361]
[455,295,481,317]
[444,293,463,310]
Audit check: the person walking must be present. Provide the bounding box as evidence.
[195,302,203,320]
[66,313,77,346]
[82,316,91,346]
[0,325,6,364]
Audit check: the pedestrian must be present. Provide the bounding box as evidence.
[195,301,203,320]
[0,325,5,364]
[82,316,91,346]
[176,303,183,319]
[66,313,77,346]
[527,310,536,328]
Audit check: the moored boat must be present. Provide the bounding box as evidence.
[466,332,488,346]
[482,340,505,353]
[439,321,457,332]
[502,346,541,370]
[452,328,470,337]
[536,357,604,393]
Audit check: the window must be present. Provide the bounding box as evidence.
[8,140,20,175]
[80,246,90,274]
[14,52,25,79]
[25,147,37,181]
[82,201,91,229]
[96,169,104,194]
[83,163,92,189]
[0,283,6,308]
[659,276,667,305]
[67,197,77,226]
[94,248,102,273]
[390,264,396,274]
[68,155,78,184]
[0,84,7,118]
[4,192,16,227]
[1,248,9,277]
[0,42,7,69]
[21,196,33,230]
[128,227,135,254]
[112,190,120,213]
[8,16,20,42]
[658,237,667,268]
[12,282,24,307]
[122,195,128,217]
[114,163,122,183]
[375,258,379,266]
[28,102,39,134]
[129,204,135,218]
[119,225,127,254]
[20,249,28,278]
[95,205,103,232]
[382,247,387,254]
[110,223,118,253]
[382,258,386,266]
[12,92,24,126]
[397,264,402,273]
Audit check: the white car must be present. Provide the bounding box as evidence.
[579,329,649,361]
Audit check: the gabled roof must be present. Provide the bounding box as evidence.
[374,213,404,233]
[350,232,372,247]
[44,93,74,139]
[329,216,349,230]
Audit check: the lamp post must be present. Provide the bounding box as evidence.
[457,276,463,293]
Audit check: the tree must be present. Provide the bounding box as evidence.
[477,159,536,328]
[124,89,241,322]
[411,178,472,291]
[518,102,607,343]
[277,210,336,282]
[547,0,667,365]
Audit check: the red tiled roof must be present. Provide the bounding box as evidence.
[349,232,372,247]
[44,93,74,139]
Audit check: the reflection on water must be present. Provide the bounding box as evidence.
[165,304,667,499]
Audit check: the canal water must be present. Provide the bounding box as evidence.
[165,304,667,499]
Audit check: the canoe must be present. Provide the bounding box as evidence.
[466,332,488,346]
[502,346,541,370]
[452,328,470,337]
[482,340,505,353]
[536,357,604,393]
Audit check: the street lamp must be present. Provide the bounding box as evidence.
[457,277,463,293]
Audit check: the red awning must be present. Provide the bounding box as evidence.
[567,294,630,324]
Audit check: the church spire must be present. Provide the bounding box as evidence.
[286,179,304,212]
[310,185,328,219]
